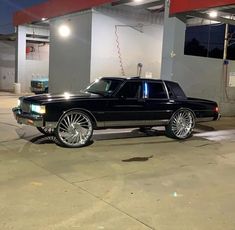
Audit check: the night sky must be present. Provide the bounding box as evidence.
[0,0,47,34]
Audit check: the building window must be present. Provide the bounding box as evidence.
[184,24,225,59]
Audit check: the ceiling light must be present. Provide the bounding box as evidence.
[41,18,47,21]
[58,25,71,38]
[209,11,218,18]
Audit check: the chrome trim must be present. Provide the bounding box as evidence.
[104,119,169,127]
[96,121,105,128]
[21,102,31,113]
[196,117,214,123]
[12,107,44,127]
[217,114,221,120]
[45,122,58,129]
[31,87,46,92]
[196,115,221,123]
[162,80,170,100]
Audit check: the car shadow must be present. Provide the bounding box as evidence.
[28,135,94,148]
[93,128,165,141]
[195,124,216,132]
[16,126,215,148]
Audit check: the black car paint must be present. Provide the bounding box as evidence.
[16,78,219,129]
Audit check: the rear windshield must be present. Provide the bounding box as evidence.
[165,82,187,100]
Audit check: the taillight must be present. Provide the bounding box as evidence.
[214,107,219,113]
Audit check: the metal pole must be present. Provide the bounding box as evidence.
[223,24,229,60]
[15,26,19,83]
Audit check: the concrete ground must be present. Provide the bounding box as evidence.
[1,92,235,230]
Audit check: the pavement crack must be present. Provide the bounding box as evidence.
[72,169,143,184]
[19,156,155,230]
[72,183,156,230]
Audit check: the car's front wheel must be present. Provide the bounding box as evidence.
[165,109,195,139]
[55,110,93,148]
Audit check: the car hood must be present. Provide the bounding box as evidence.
[22,92,102,104]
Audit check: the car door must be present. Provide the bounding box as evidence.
[144,81,174,125]
[105,80,146,127]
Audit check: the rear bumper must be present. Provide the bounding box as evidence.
[12,107,44,127]
[215,113,221,121]
[196,113,221,123]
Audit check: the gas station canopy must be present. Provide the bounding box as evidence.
[13,0,235,26]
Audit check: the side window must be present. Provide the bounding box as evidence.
[148,82,167,99]
[117,82,142,98]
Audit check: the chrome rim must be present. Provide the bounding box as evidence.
[58,111,92,147]
[42,127,54,135]
[171,110,195,139]
[37,127,54,135]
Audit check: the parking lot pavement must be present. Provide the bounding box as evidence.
[1,93,235,230]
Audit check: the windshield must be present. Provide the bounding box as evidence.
[85,79,123,96]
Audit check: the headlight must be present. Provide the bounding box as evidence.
[31,104,46,114]
[17,99,21,107]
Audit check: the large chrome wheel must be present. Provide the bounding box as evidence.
[55,110,93,148]
[37,127,54,136]
[166,109,195,139]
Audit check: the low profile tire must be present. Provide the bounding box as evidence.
[37,127,54,135]
[165,109,195,140]
[55,110,93,148]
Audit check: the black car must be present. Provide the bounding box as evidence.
[13,77,220,148]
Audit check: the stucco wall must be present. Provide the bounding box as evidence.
[91,7,164,82]
[161,1,235,116]
[49,11,92,94]
[0,41,15,91]
[172,55,235,116]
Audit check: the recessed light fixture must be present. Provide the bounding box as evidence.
[208,11,218,18]
[58,24,71,38]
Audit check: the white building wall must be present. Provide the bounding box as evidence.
[49,11,92,94]
[0,41,15,91]
[90,7,164,82]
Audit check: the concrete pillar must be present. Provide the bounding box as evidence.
[161,0,186,81]
[15,26,27,93]
[49,11,92,94]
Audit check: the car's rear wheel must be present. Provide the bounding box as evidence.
[55,110,93,148]
[165,109,195,139]
[37,127,54,135]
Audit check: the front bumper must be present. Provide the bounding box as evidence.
[12,107,44,127]
[31,87,46,93]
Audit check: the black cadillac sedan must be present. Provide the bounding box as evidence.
[13,77,220,148]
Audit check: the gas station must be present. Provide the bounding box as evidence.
[1,1,235,229]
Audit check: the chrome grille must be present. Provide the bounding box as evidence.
[21,102,31,113]
[31,81,42,88]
